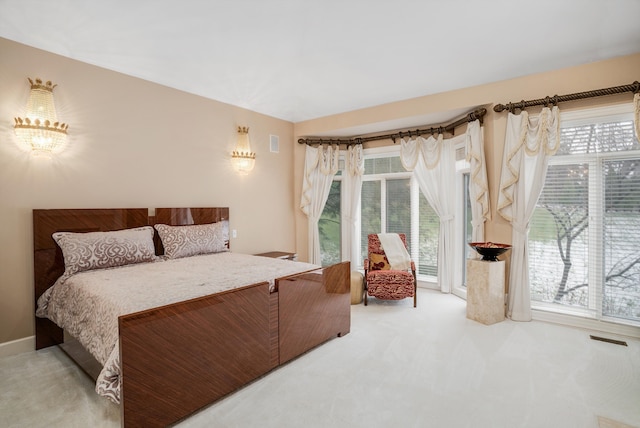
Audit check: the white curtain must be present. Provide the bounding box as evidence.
[466,120,491,242]
[401,133,456,293]
[300,144,339,265]
[343,144,364,264]
[497,107,560,321]
[400,120,486,293]
[634,93,640,140]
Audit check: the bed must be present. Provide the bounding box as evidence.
[33,207,350,427]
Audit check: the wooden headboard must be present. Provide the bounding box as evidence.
[33,207,229,349]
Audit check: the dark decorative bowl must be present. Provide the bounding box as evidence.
[468,242,512,261]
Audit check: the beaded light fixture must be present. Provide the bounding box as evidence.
[231,126,256,174]
[14,78,68,155]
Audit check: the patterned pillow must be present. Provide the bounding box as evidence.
[154,222,229,259]
[369,253,390,270]
[53,226,157,277]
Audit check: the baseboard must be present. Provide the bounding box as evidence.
[532,310,640,340]
[0,336,35,358]
[417,280,439,291]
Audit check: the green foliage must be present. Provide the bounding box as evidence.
[319,181,341,266]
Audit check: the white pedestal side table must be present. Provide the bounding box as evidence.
[466,259,505,325]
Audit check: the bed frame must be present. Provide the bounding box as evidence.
[33,208,350,427]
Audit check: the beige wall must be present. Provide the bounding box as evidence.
[293,52,640,263]
[0,38,297,346]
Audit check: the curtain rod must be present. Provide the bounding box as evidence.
[494,81,640,113]
[297,107,486,146]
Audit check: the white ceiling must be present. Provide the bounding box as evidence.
[1,0,639,128]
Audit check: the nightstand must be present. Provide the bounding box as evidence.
[255,251,297,261]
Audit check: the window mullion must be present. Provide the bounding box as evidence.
[588,157,601,315]
[410,176,420,267]
[380,178,387,233]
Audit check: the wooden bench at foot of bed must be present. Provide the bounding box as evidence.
[119,261,350,427]
[119,282,272,427]
[278,263,351,364]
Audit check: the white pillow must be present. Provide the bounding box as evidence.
[53,226,157,277]
[154,221,228,259]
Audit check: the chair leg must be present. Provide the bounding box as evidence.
[413,270,417,308]
[363,278,368,306]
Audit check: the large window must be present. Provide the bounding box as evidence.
[318,179,341,266]
[529,107,640,324]
[452,144,472,295]
[359,156,412,265]
[358,151,439,280]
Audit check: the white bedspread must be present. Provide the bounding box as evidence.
[36,252,319,403]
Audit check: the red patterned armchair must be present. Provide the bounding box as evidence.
[364,233,417,307]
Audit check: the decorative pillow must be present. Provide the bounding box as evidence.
[53,226,157,277]
[154,221,229,259]
[369,253,390,271]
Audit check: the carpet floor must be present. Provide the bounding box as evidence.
[1,289,638,428]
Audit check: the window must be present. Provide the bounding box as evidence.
[359,155,412,264]
[461,172,472,286]
[319,179,341,266]
[358,149,439,281]
[529,106,640,325]
[452,143,472,296]
[418,191,439,277]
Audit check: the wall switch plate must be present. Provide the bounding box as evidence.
[232,229,237,238]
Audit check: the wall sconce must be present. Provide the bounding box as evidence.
[14,78,68,156]
[231,126,256,174]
